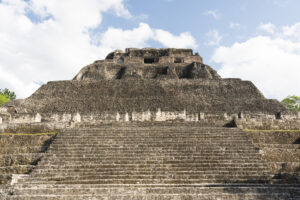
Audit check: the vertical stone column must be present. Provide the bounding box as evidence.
[35,113,42,123]
[116,112,120,121]
[72,113,81,123]
[199,112,205,120]
[125,113,129,122]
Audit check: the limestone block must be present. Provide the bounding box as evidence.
[116,112,120,121]
[34,113,42,123]
[223,113,228,120]
[73,113,81,123]
[50,114,60,122]
[199,112,205,120]
[186,113,198,122]
[132,111,141,121]
[125,113,129,122]
[155,109,163,121]
[62,113,72,122]
[0,117,2,124]
[10,114,34,124]
[142,110,151,121]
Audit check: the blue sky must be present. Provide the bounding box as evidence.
[1,0,300,99]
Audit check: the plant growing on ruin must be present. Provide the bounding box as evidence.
[0,94,9,106]
[282,95,300,111]
[0,88,16,100]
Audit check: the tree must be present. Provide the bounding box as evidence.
[0,88,16,100]
[281,95,300,112]
[0,94,9,106]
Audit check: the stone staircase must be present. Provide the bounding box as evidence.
[6,123,300,199]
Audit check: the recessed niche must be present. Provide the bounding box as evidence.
[144,58,158,64]
[174,57,184,63]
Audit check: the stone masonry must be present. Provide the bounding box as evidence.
[0,48,299,199]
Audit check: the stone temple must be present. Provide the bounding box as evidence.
[0,48,299,199]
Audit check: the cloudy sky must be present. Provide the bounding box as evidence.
[0,0,300,100]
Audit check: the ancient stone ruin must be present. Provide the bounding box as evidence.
[0,48,299,199]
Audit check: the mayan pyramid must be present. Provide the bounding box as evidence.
[0,48,299,199]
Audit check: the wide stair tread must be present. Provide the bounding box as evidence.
[8,125,300,198]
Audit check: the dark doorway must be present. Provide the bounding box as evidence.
[144,58,158,64]
[174,57,184,63]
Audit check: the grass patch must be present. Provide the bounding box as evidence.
[0,132,57,136]
[244,129,300,133]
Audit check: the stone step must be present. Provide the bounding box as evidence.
[58,134,246,138]
[0,146,43,154]
[12,183,300,189]
[61,128,240,131]
[32,167,271,174]
[43,155,263,160]
[11,185,300,195]
[0,174,12,184]
[53,140,251,144]
[43,154,263,158]
[60,130,243,132]
[7,193,296,200]
[16,178,273,184]
[58,133,246,137]
[39,159,266,166]
[34,163,270,169]
[40,159,264,165]
[59,134,246,137]
[255,144,300,149]
[49,139,251,146]
[48,146,257,151]
[0,165,35,174]
[29,170,272,176]
[26,173,273,180]
[0,153,43,166]
[46,150,260,155]
[42,153,263,159]
[20,173,273,181]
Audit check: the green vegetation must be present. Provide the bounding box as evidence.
[282,95,300,111]
[0,94,9,106]
[0,88,16,106]
[0,88,16,100]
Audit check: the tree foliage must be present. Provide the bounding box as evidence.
[281,95,300,111]
[0,88,16,100]
[0,94,9,106]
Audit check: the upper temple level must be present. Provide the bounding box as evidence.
[73,48,218,81]
[104,48,203,64]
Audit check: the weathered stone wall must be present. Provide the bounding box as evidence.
[2,79,286,115]
[73,62,217,81]
[236,112,300,130]
[0,133,56,184]
[103,48,203,65]
[246,130,300,176]
[1,110,299,130]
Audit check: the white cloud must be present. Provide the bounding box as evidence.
[0,0,197,98]
[206,30,222,46]
[154,30,197,49]
[229,22,241,29]
[204,10,220,20]
[212,23,300,100]
[282,22,300,40]
[258,23,276,34]
[99,23,197,50]
[99,23,154,50]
